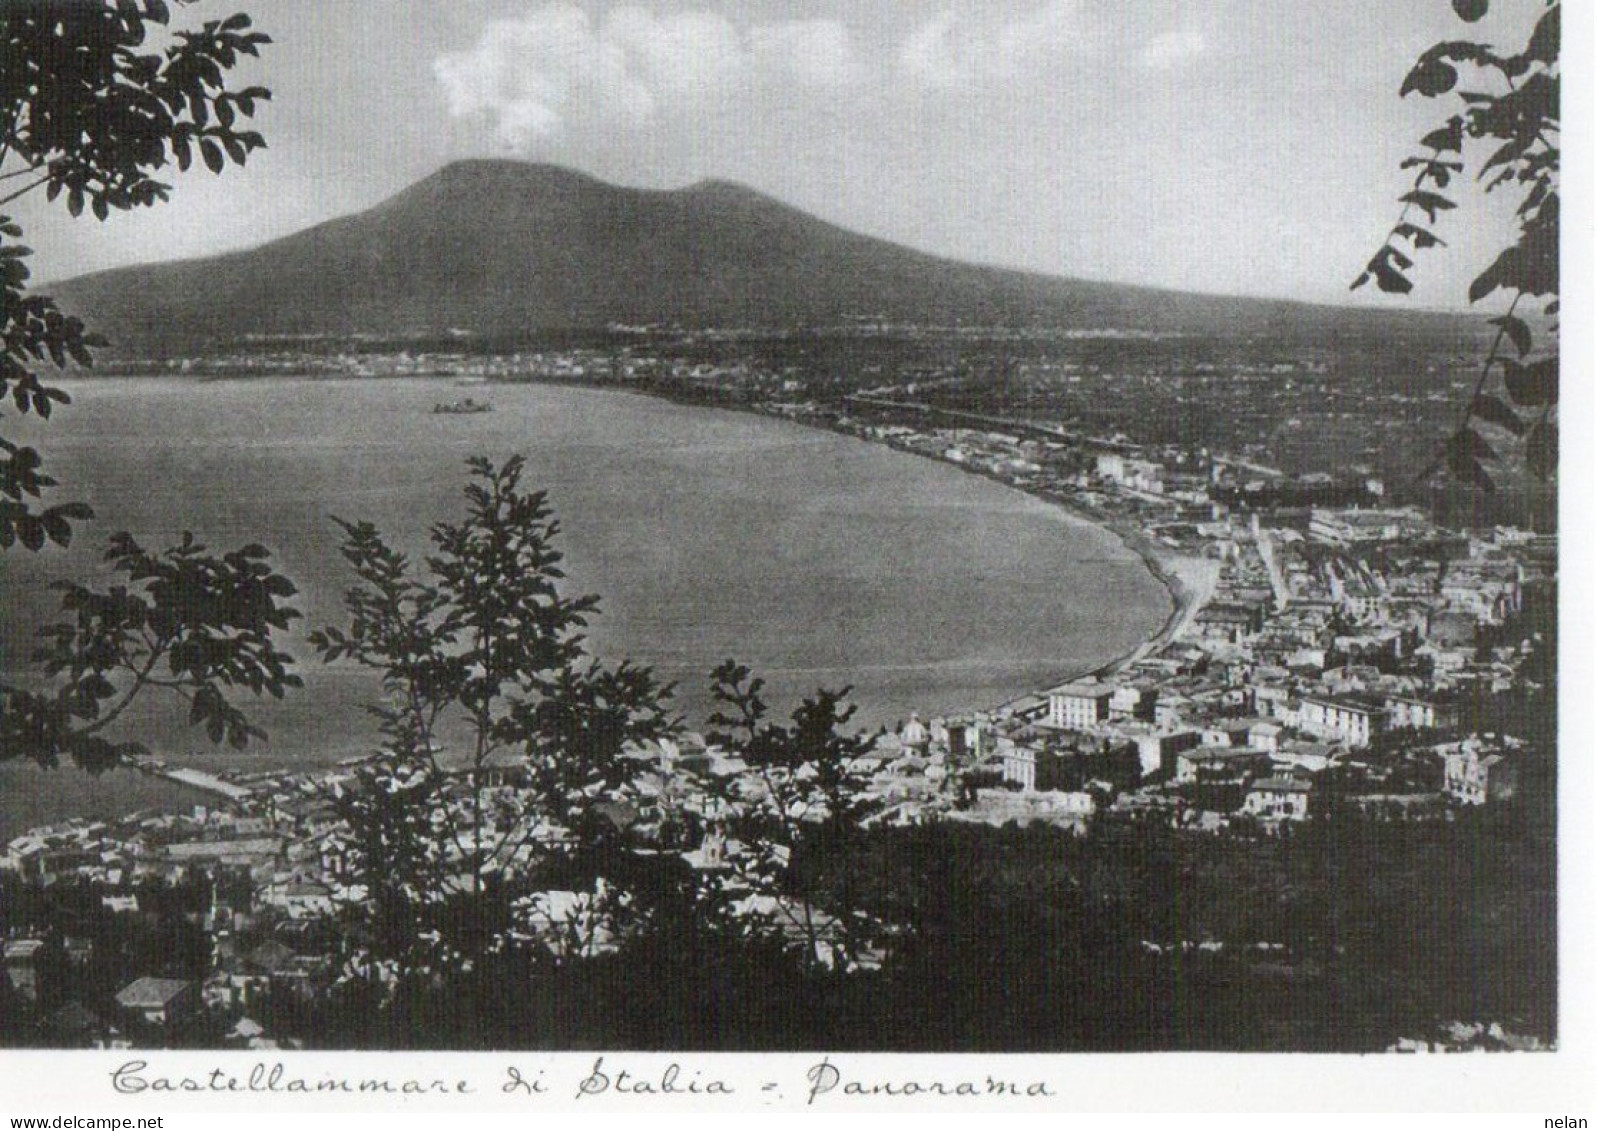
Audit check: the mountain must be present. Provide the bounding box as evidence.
[55,159,1462,347]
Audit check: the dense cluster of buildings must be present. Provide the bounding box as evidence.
[755,393,1549,841]
[1,344,1553,1047]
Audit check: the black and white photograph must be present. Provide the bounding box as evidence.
[0,0,1584,1114]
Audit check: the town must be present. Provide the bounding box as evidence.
[0,332,1556,1053]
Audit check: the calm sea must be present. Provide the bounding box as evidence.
[0,377,1168,838]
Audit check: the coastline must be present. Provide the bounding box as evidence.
[16,371,1193,736]
[466,371,1201,709]
[718,399,1209,706]
[507,374,1209,712]
[0,371,1194,842]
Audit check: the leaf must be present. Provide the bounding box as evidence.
[1526,5,1559,65]
[1394,222,1446,250]
[1479,139,1524,179]
[1420,119,1465,152]
[1502,356,1558,407]
[1489,313,1532,357]
[1398,190,1456,224]
[1526,357,1558,405]
[1373,259,1413,294]
[38,511,72,547]
[1402,59,1458,98]
[1482,166,1515,193]
[1401,157,1463,188]
[19,515,46,551]
[1468,250,1510,303]
[1469,393,1524,435]
[201,140,225,175]
[1422,40,1501,69]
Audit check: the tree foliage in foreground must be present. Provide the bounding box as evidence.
[309,458,915,1009]
[2,0,270,549]
[1355,0,1558,490]
[0,532,301,770]
[0,3,300,769]
[308,456,677,980]
[697,661,892,972]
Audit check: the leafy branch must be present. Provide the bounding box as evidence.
[0,0,273,550]
[1,531,302,770]
[1355,0,1558,490]
[309,457,677,980]
[699,660,891,972]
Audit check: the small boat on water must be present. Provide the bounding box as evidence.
[433,397,492,415]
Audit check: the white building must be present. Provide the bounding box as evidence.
[1308,507,1427,547]
[1387,694,1454,732]
[1048,682,1114,730]
[1242,776,1312,821]
[1298,695,1386,748]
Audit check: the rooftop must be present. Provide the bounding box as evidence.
[1048,681,1116,699]
[115,976,192,1009]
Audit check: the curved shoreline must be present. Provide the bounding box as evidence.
[544,378,1199,712]
[557,381,1194,709]
[2,376,1195,842]
[26,373,1191,724]
[846,443,1202,712]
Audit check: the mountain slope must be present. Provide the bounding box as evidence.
[55,159,1452,346]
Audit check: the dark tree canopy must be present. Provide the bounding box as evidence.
[1,2,297,770]
[1,532,302,770]
[1355,0,1558,490]
[1,0,270,551]
[309,457,678,976]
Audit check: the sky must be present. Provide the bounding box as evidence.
[11,0,1547,306]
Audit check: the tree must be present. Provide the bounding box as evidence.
[692,660,892,973]
[1354,0,1558,489]
[0,3,299,770]
[308,456,676,983]
[0,532,301,770]
[1,0,271,550]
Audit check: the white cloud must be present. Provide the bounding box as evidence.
[898,11,965,91]
[435,6,862,150]
[433,6,653,148]
[1140,30,1208,71]
[433,3,1204,151]
[898,2,1093,92]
